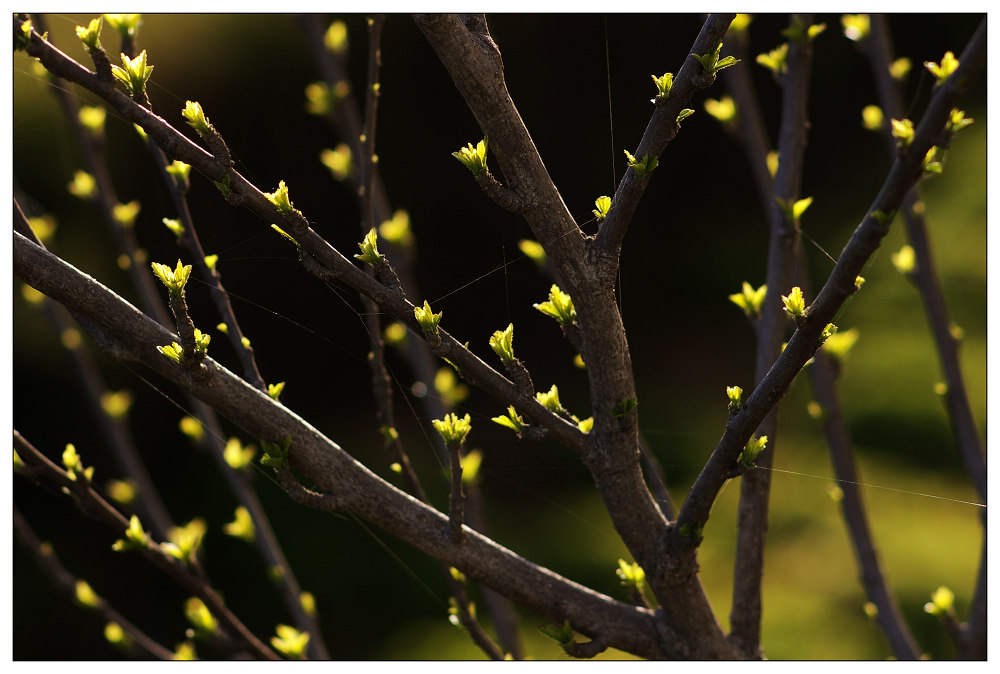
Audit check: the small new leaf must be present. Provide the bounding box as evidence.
[740,435,768,468]
[260,437,291,472]
[452,137,489,176]
[676,108,696,124]
[924,51,959,84]
[112,515,148,552]
[182,100,211,135]
[165,518,206,564]
[489,323,515,363]
[651,72,673,103]
[726,386,743,411]
[491,406,527,434]
[692,42,740,76]
[593,195,612,220]
[776,196,813,223]
[354,227,385,265]
[892,245,916,275]
[535,385,564,414]
[890,118,914,148]
[112,50,153,97]
[861,105,884,131]
[757,43,789,76]
[157,343,184,364]
[320,144,353,181]
[413,300,442,335]
[223,506,256,543]
[223,437,256,470]
[782,286,806,320]
[75,17,103,51]
[924,586,955,616]
[623,150,658,178]
[822,327,859,362]
[729,281,767,319]
[841,14,870,42]
[945,108,974,136]
[151,259,191,297]
[432,413,472,448]
[533,284,576,326]
[704,96,737,124]
[265,180,295,214]
[162,218,184,239]
[184,597,218,638]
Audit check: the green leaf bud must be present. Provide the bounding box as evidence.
[890,118,914,147]
[924,586,955,616]
[223,437,256,470]
[729,281,767,319]
[432,413,472,448]
[68,170,97,199]
[223,506,256,543]
[103,14,141,40]
[452,137,489,175]
[111,50,153,97]
[181,100,211,136]
[757,43,789,76]
[413,300,442,336]
[320,143,353,181]
[184,597,218,638]
[891,244,916,274]
[924,51,959,84]
[781,286,806,320]
[75,17,103,50]
[841,14,870,41]
[651,72,673,103]
[75,580,100,608]
[489,323,515,362]
[354,227,385,265]
[533,284,576,326]
[726,385,743,411]
[492,406,527,434]
[265,180,295,214]
[535,384,564,414]
[739,434,768,468]
[704,96,737,124]
[623,149,658,178]
[379,209,414,247]
[593,195,612,220]
[861,105,884,130]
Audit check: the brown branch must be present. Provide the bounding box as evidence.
[14,507,177,660]
[13,230,673,659]
[729,14,814,657]
[673,17,986,553]
[14,430,280,660]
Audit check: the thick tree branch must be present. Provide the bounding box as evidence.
[13,231,673,659]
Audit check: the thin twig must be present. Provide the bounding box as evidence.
[14,430,280,660]
[14,507,178,660]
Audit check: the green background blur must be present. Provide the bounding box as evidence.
[13,13,986,659]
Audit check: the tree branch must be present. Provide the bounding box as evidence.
[729,15,814,656]
[594,13,736,263]
[673,17,986,553]
[13,230,673,659]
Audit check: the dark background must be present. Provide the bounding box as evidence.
[13,14,986,659]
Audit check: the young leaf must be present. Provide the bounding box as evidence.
[739,435,768,468]
[651,72,673,103]
[533,284,576,326]
[413,300,442,335]
[592,195,612,220]
[924,51,959,84]
[781,286,806,320]
[491,406,527,434]
[354,227,385,265]
[452,137,489,175]
[432,413,472,448]
[489,323,515,362]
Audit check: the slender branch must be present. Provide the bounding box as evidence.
[593,13,736,262]
[729,15,814,656]
[13,230,673,659]
[866,14,986,502]
[14,507,177,660]
[14,430,280,660]
[673,18,986,551]
[807,350,921,659]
